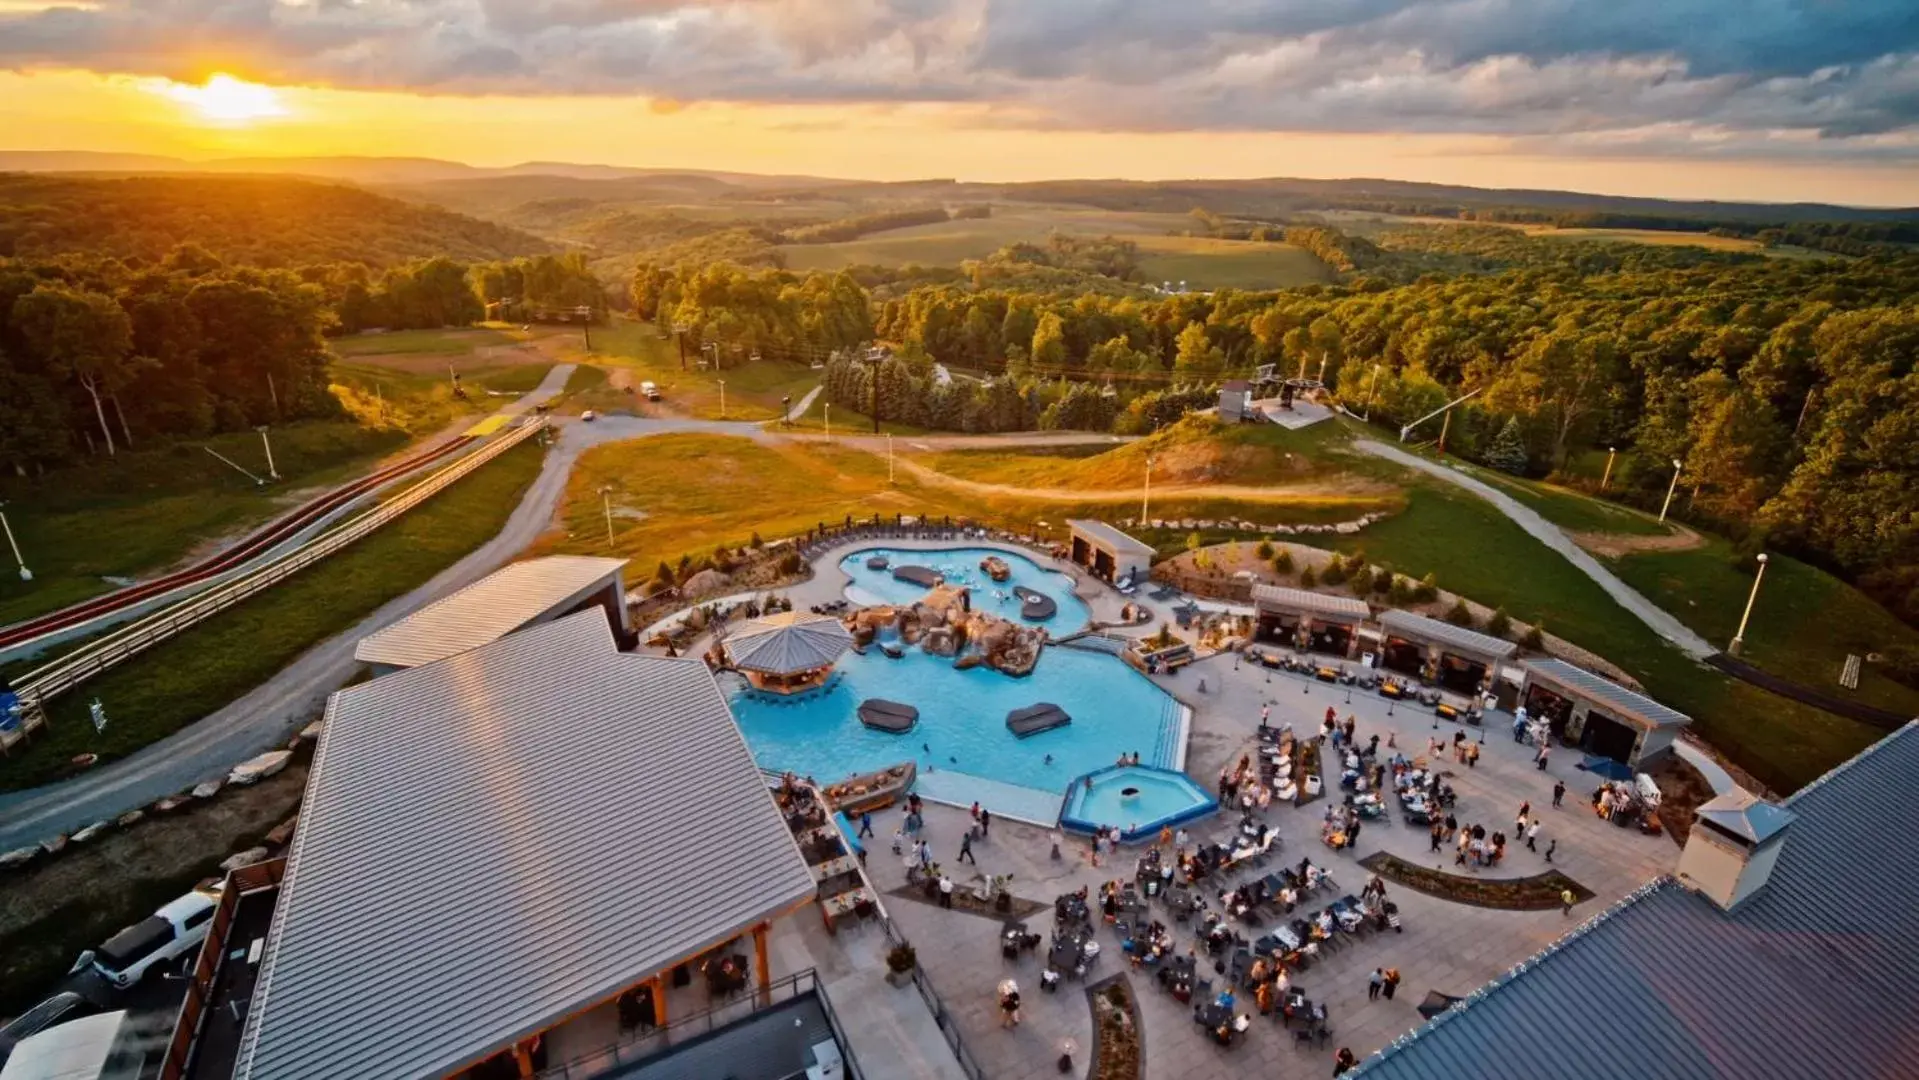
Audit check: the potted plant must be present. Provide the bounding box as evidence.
[885,943,917,987]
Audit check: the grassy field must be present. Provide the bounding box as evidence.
[1464,465,1674,537]
[0,422,408,627]
[779,204,1332,289]
[329,326,523,358]
[0,440,545,791]
[1612,543,1919,718]
[551,317,820,422]
[1308,483,1881,792]
[1518,225,1767,252]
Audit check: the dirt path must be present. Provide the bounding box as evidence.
[1571,524,1707,558]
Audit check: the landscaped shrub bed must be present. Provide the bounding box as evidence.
[1360,852,1594,911]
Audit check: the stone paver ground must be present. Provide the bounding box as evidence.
[862,643,1679,1080]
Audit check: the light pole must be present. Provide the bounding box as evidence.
[1362,364,1381,422]
[1729,553,1770,656]
[0,503,30,581]
[824,403,831,441]
[1140,454,1155,524]
[1658,459,1683,523]
[886,433,895,485]
[1601,447,1617,490]
[257,425,280,481]
[718,380,726,419]
[599,485,616,548]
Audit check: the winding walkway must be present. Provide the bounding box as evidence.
[1352,439,1735,792]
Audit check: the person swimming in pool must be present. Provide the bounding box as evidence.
[1044,754,1054,765]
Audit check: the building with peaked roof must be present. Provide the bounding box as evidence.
[1520,657,1692,767]
[722,611,853,693]
[1251,584,1371,656]
[353,555,629,672]
[1065,519,1154,586]
[236,611,817,1080]
[1353,721,1919,1080]
[1375,609,1518,693]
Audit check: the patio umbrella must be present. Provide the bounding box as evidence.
[1577,755,1634,783]
[1417,991,1464,1020]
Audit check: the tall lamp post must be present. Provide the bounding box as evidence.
[599,485,616,548]
[0,502,30,581]
[886,433,895,485]
[1658,459,1683,523]
[824,403,831,441]
[1140,454,1155,524]
[257,425,281,481]
[718,380,727,419]
[1600,447,1617,490]
[1729,553,1770,657]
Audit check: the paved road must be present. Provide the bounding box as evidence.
[0,366,581,849]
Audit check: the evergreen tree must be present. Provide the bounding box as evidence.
[1485,416,1531,475]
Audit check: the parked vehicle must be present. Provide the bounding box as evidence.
[640,381,661,401]
[0,993,94,1065]
[72,888,220,989]
[580,409,598,422]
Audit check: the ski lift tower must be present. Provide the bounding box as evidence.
[1399,387,1482,455]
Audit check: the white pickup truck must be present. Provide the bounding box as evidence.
[73,887,221,988]
[640,381,662,401]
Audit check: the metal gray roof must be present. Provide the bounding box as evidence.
[1694,789,1796,845]
[724,612,853,674]
[237,611,815,1080]
[354,555,628,668]
[1354,721,1919,1080]
[1376,608,1518,661]
[1250,584,1371,622]
[1522,657,1691,729]
[1066,519,1155,557]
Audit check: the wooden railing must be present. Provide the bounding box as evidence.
[159,857,288,1080]
[2,418,546,750]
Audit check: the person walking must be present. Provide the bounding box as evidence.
[939,874,954,908]
[1552,780,1566,808]
[1536,743,1551,770]
[1545,840,1557,864]
[1090,835,1102,869]
[980,807,992,837]
[1429,821,1444,852]
[1383,968,1401,1000]
[1561,888,1576,916]
[1159,824,1174,849]
[1367,968,1384,1001]
[1526,821,1541,851]
[959,831,976,864]
[1334,1047,1358,1076]
[917,840,932,869]
[857,811,874,838]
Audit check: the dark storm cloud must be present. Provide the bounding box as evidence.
[1,0,1915,159]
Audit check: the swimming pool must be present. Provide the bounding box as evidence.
[1060,766,1219,841]
[839,547,1091,632]
[727,642,1185,800]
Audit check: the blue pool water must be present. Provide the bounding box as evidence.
[728,644,1183,796]
[1060,766,1219,840]
[839,547,1091,632]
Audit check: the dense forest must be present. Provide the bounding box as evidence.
[0,175,554,267]
[626,235,1919,623]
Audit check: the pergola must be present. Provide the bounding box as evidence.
[724,611,854,694]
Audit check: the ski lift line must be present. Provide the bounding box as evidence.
[0,419,550,749]
[1398,387,1482,443]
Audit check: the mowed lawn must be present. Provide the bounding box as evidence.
[1309,484,1882,793]
[0,441,546,791]
[1611,543,1919,719]
[1466,466,1675,537]
[1132,236,1334,289]
[0,422,408,627]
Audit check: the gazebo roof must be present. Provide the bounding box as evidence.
[724,611,854,674]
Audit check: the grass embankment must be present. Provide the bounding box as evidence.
[1306,485,1881,792]
[0,441,545,791]
[920,416,1351,489]
[541,432,1396,579]
[328,326,522,359]
[1469,468,1673,538]
[0,759,309,1016]
[0,423,409,627]
[1612,543,1919,719]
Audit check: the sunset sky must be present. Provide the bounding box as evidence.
[2,0,1917,205]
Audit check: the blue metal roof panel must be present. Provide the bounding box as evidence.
[1355,721,1919,1080]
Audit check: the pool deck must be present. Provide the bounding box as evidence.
[656,536,1682,1080]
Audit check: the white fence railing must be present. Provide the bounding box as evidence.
[1,418,547,751]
